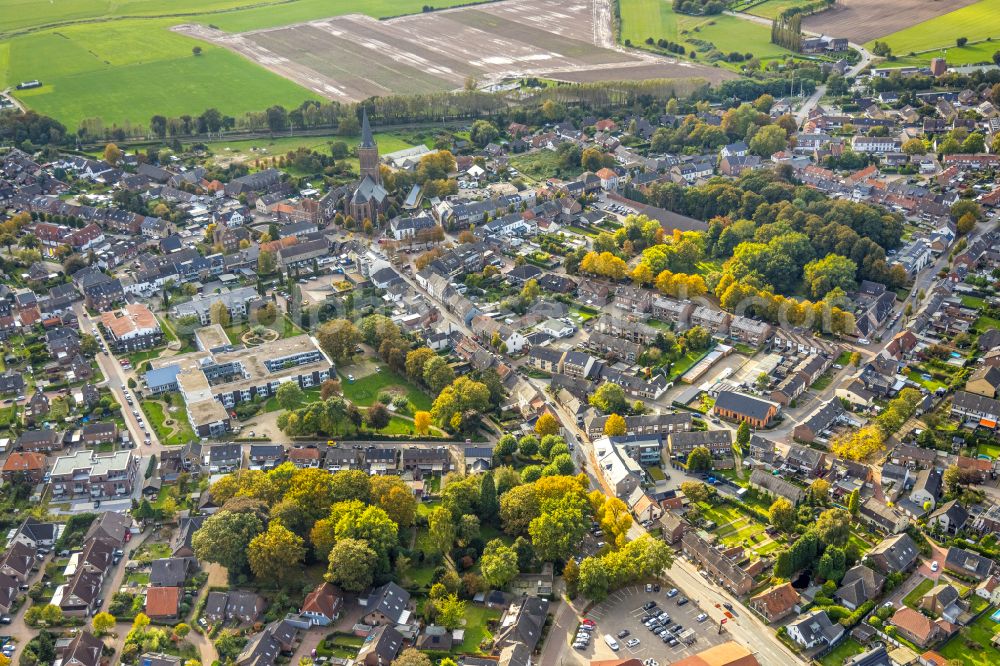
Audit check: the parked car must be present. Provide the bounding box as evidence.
[666,588,678,598]
[625,639,640,648]
[677,597,689,606]
[696,614,708,623]
[616,630,630,639]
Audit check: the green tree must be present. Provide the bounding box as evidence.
[804,254,858,300]
[494,434,517,463]
[480,539,519,588]
[316,320,361,363]
[528,496,589,562]
[815,509,851,547]
[326,538,377,592]
[248,522,305,583]
[479,471,499,525]
[423,355,456,393]
[436,594,467,630]
[847,488,860,516]
[405,347,436,382]
[686,446,712,472]
[589,382,627,413]
[92,612,116,635]
[192,510,265,574]
[578,557,610,600]
[518,435,539,457]
[500,484,541,535]
[428,506,456,555]
[276,382,304,411]
[736,421,750,448]
[749,124,787,157]
[768,498,796,533]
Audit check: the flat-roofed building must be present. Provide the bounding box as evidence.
[50,449,139,499]
[145,326,334,437]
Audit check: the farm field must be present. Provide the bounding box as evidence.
[188,0,727,104]
[868,0,1000,60]
[619,0,797,67]
[741,0,815,20]
[1,19,317,130]
[0,0,492,129]
[803,0,980,45]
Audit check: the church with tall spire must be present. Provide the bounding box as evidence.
[345,108,388,224]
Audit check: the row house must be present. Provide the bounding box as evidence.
[586,412,692,440]
[585,331,642,362]
[729,316,773,347]
[681,532,753,595]
[951,390,1000,429]
[667,430,732,461]
[614,285,652,313]
[652,297,694,328]
[593,317,659,345]
[690,306,731,336]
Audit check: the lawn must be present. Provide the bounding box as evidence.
[903,577,935,609]
[570,304,601,322]
[263,387,321,413]
[457,605,501,654]
[340,366,432,411]
[510,150,582,183]
[962,295,987,309]
[978,441,1000,459]
[818,638,865,666]
[669,349,708,380]
[2,0,492,129]
[871,0,1000,58]
[938,606,1000,666]
[810,371,835,391]
[974,315,1000,334]
[203,132,418,166]
[906,369,948,393]
[699,501,779,556]
[141,395,197,447]
[223,315,302,345]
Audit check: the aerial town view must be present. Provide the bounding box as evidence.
[3,0,1000,665]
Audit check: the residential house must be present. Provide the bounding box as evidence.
[586,412,692,440]
[910,467,942,511]
[2,451,47,484]
[928,500,969,536]
[59,568,102,616]
[967,365,1000,398]
[951,391,1000,429]
[85,512,134,546]
[787,610,844,649]
[362,582,411,626]
[866,534,919,575]
[16,429,63,452]
[300,582,342,626]
[889,608,948,648]
[681,532,753,595]
[149,558,191,587]
[204,590,266,625]
[50,450,139,500]
[659,512,688,545]
[400,447,453,475]
[248,444,285,470]
[146,586,182,621]
[784,445,826,477]
[749,469,805,504]
[944,546,994,581]
[835,565,885,611]
[0,541,36,582]
[859,497,909,534]
[749,583,800,623]
[493,596,550,652]
[356,625,403,666]
[58,631,104,666]
[667,430,732,461]
[236,620,300,666]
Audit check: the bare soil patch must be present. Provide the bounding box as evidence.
[176,0,726,102]
[803,0,979,44]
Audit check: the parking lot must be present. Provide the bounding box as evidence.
[576,583,731,662]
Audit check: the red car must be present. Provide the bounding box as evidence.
[581,619,596,627]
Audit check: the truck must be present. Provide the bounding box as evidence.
[603,635,620,651]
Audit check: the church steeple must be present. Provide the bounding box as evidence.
[360,108,376,150]
[357,107,380,184]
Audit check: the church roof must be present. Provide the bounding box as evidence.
[352,175,387,204]
[361,108,376,150]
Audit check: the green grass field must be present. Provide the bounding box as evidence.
[340,366,433,411]
[1,0,490,129]
[619,0,796,66]
[818,638,864,666]
[741,0,816,19]
[871,0,1000,61]
[903,577,935,609]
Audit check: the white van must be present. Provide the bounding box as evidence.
[604,635,620,651]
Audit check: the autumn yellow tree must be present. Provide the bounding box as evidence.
[414,411,431,436]
[535,412,560,437]
[831,425,885,462]
[603,414,627,436]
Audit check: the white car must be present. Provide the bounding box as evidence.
[625,639,640,648]
[696,613,708,623]
[931,561,939,572]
